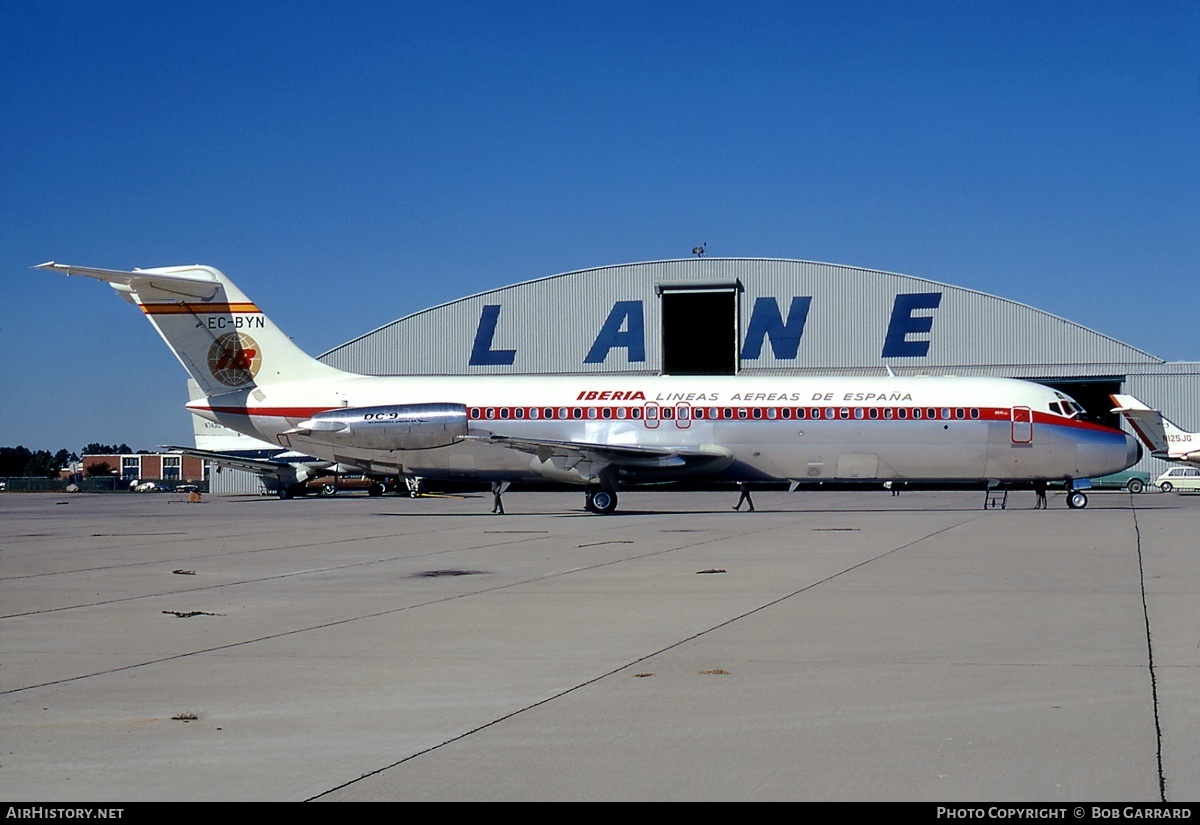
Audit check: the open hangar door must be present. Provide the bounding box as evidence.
[1030,377,1125,428]
[659,284,740,376]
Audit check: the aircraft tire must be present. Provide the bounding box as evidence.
[1127,478,1145,494]
[1067,491,1088,509]
[279,483,306,499]
[1160,481,1173,493]
[590,490,618,515]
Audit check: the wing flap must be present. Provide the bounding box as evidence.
[467,434,732,470]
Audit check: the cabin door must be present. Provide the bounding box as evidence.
[1011,406,1033,444]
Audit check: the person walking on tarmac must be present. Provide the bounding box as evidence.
[1034,480,1048,509]
[733,482,755,512]
[491,481,506,515]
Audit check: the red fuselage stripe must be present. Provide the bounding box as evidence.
[191,404,1124,434]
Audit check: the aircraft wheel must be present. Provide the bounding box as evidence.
[1067,491,1088,509]
[1160,481,1173,493]
[1127,478,1144,494]
[589,490,618,515]
[368,482,386,497]
[279,483,305,500]
[320,483,338,497]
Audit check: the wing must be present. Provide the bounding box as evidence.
[164,445,333,483]
[466,434,733,480]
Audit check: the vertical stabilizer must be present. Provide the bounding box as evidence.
[1112,393,1199,463]
[36,262,345,397]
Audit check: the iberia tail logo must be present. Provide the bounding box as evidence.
[207,332,262,387]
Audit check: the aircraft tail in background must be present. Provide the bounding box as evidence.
[1111,394,1200,466]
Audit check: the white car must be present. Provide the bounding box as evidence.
[1155,467,1200,493]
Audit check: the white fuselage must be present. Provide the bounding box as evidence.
[189,373,1141,486]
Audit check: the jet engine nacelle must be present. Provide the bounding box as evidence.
[293,403,468,451]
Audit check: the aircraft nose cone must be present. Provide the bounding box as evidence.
[1126,433,1143,468]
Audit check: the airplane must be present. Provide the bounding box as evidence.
[1110,395,1200,469]
[168,441,346,497]
[37,261,1142,512]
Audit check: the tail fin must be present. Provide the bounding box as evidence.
[36,262,345,397]
[1111,394,1175,455]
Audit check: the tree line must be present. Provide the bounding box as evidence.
[1,444,137,478]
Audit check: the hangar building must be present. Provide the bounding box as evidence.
[320,258,1196,458]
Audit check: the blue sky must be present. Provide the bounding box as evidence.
[3,1,1198,452]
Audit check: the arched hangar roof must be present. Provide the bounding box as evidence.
[318,258,1161,378]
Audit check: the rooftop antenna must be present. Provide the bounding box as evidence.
[692,242,706,257]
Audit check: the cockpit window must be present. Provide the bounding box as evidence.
[1049,393,1081,418]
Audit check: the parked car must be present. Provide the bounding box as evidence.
[305,474,396,496]
[1089,470,1152,493]
[1154,467,1200,493]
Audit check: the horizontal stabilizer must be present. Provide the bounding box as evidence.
[35,261,221,300]
[1110,394,1152,413]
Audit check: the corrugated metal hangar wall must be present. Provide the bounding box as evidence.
[318,259,1159,377]
[317,258,1197,476]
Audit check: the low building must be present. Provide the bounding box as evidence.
[82,452,206,486]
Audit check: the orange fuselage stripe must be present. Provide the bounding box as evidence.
[140,302,261,315]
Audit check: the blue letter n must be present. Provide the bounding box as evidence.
[740,297,811,361]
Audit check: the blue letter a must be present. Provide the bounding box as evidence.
[584,301,645,364]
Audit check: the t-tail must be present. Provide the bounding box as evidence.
[1111,394,1200,464]
[35,262,345,398]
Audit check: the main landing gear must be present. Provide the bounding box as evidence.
[277,483,307,499]
[585,489,618,515]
